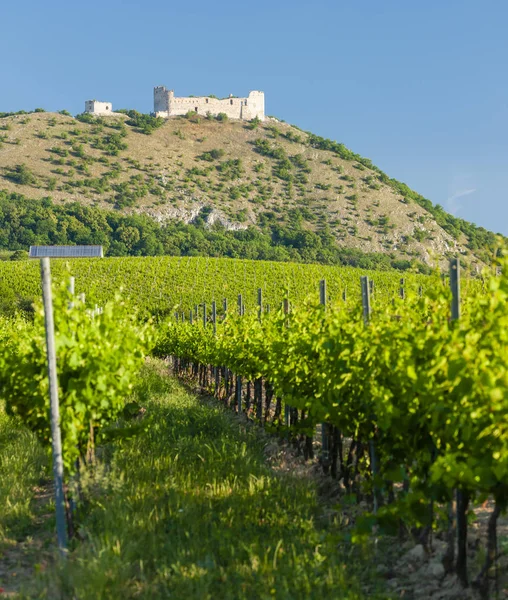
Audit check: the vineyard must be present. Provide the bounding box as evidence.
[0,254,507,598]
[0,255,433,317]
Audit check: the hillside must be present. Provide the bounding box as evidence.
[0,110,500,270]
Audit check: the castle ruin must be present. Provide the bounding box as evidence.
[84,100,114,115]
[153,87,265,121]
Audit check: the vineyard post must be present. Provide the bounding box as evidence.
[320,280,330,473]
[450,257,468,586]
[450,258,460,320]
[283,297,290,427]
[212,301,219,395]
[221,298,228,396]
[203,303,207,328]
[399,278,405,300]
[236,296,242,414]
[361,276,372,324]
[189,309,193,324]
[40,258,68,555]
[342,288,347,303]
[212,301,217,336]
[256,288,263,420]
[68,276,75,309]
[361,276,380,513]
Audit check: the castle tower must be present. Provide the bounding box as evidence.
[84,100,113,115]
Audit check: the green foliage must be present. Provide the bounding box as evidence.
[155,252,508,532]
[2,286,151,473]
[0,401,48,541]
[116,110,164,135]
[215,112,228,122]
[0,109,43,119]
[25,368,379,597]
[184,110,201,122]
[199,148,225,162]
[0,190,430,272]
[246,116,261,130]
[9,249,28,261]
[216,158,244,180]
[4,163,37,185]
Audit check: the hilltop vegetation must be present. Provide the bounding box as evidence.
[0,110,501,270]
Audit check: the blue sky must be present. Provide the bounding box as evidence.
[1,0,507,234]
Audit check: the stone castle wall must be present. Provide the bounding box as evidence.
[153,87,265,121]
[84,100,114,115]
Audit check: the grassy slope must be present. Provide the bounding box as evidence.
[23,363,386,599]
[0,111,479,267]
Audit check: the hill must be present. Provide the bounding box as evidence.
[0,109,501,271]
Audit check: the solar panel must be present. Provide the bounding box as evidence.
[29,245,104,258]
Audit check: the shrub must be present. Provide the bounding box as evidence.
[116,110,164,135]
[199,148,225,161]
[216,113,228,122]
[247,116,261,130]
[5,164,37,186]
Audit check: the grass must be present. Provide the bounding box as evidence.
[0,403,49,543]
[24,362,387,599]
[0,402,53,595]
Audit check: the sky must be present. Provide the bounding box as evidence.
[1,0,507,234]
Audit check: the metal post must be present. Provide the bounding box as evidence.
[212,301,217,335]
[203,303,207,328]
[238,294,243,316]
[189,309,193,324]
[361,276,371,324]
[68,276,75,309]
[319,279,326,306]
[450,257,466,582]
[319,280,330,471]
[237,375,242,414]
[342,288,347,303]
[450,258,460,321]
[399,278,405,300]
[361,275,379,513]
[40,258,67,555]
[257,288,263,321]
[283,297,290,427]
